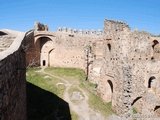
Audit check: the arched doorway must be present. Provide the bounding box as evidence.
[36,37,54,67]
[105,80,113,102]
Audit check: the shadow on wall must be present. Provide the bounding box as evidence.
[27,82,71,120]
[0,31,7,35]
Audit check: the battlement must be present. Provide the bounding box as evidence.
[58,27,103,36]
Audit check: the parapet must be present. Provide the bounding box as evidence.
[34,22,48,31]
[58,27,103,36]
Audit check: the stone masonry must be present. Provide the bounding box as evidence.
[24,21,160,119]
[0,30,26,120]
[1,19,160,119]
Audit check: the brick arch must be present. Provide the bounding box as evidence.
[35,36,55,67]
[34,34,55,43]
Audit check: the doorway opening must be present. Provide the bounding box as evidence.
[43,60,46,66]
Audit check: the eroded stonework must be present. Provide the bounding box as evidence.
[2,20,159,119]
[26,20,160,119]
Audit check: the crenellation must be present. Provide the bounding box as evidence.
[73,29,78,34]
[68,28,72,33]
[79,29,83,35]
[1,19,160,119]
[58,27,103,36]
[58,27,62,32]
[63,27,67,32]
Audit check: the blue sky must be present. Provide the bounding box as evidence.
[0,0,160,35]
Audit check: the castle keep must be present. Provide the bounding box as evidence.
[0,19,160,119]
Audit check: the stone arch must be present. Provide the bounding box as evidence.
[34,34,55,43]
[131,96,142,106]
[36,36,54,67]
[148,76,156,88]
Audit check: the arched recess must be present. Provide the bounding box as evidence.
[34,34,55,43]
[105,80,114,102]
[148,76,156,88]
[48,49,54,67]
[107,80,113,93]
[131,96,142,106]
[35,37,54,67]
[152,40,159,50]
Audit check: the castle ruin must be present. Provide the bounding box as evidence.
[0,19,160,119]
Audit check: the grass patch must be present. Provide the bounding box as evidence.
[27,67,114,119]
[26,67,79,120]
[70,110,79,120]
[132,108,137,114]
[79,83,114,117]
[45,67,86,82]
[27,68,65,98]
[88,94,113,117]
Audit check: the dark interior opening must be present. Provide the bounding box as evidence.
[108,80,113,93]
[148,76,156,88]
[151,57,154,60]
[152,40,159,49]
[43,60,46,66]
[107,44,111,51]
[0,31,7,36]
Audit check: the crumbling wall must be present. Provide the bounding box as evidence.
[0,30,26,120]
[34,22,48,31]
[96,19,160,118]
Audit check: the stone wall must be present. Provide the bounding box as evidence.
[24,20,160,118]
[0,30,26,120]
[26,30,103,70]
[95,19,160,118]
[25,30,41,67]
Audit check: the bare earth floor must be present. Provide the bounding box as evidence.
[36,67,107,120]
